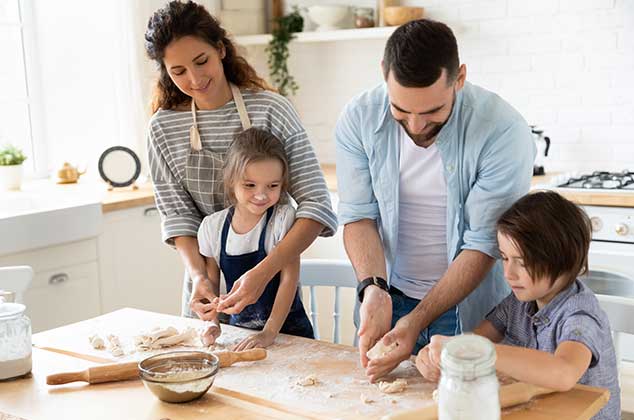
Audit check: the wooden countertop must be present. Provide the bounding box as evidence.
[102,166,634,213]
[0,308,608,420]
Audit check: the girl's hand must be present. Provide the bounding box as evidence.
[232,329,277,351]
[415,335,450,382]
[201,320,222,346]
[190,276,219,321]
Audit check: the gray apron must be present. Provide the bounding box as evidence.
[181,84,252,317]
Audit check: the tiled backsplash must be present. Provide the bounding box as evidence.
[242,0,634,173]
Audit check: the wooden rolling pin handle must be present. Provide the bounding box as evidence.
[46,361,139,385]
[216,348,267,367]
[46,370,89,385]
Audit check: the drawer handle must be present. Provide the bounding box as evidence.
[144,207,158,217]
[49,273,69,285]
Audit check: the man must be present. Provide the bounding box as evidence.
[335,19,535,382]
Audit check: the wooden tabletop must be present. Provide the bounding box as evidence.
[0,308,609,420]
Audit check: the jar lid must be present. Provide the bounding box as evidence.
[0,302,26,320]
[440,334,496,381]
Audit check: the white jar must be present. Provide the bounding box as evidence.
[0,302,32,380]
[438,334,500,420]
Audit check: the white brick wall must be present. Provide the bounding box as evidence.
[241,0,634,173]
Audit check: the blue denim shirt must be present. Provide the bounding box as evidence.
[335,82,536,331]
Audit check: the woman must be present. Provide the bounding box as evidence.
[144,1,336,319]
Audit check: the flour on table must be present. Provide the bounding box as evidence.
[88,334,105,350]
[377,378,407,394]
[367,341,397,360]
[360,393,375,404]
[297,374,319,386]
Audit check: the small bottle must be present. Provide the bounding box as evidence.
[438,334,500,420]
[354,7,375,28]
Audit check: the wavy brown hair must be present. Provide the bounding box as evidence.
[145,0,272,113]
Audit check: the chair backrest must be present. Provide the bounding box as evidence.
[595,294,634,365]
[300,259,357,344]
[0,266,34,303]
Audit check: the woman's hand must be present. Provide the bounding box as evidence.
[232,328,277,351]
[415,335,450,382]
[216,267,270,314]
[201,320,222,346]
[190,276,219,321]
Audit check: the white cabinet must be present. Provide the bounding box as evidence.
[0,239,101,333]
[98,205,183,316]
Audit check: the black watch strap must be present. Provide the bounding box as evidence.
[357,276,389,303]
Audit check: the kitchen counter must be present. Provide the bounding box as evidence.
[0,308,609,420]
[532,174,634,207]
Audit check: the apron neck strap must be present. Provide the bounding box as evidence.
[189,99,202,151]
[230,84,252,131]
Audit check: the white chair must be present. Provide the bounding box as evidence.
[300,259,357,345]
[596,294,634,364]
[0,266,33,304]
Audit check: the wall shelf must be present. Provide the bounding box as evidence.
[235,26,397,46]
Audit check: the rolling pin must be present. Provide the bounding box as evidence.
[46,348,266,386]
[384,382,555,420]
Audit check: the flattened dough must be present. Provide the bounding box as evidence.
[377,378,407,394]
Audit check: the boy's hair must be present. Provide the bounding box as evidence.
[497,191,591,286]
[223,127,289,205]
[382,19,460,87]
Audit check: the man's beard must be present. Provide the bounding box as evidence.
[400,120,445,148]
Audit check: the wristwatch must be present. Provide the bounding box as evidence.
[357,276,389,303]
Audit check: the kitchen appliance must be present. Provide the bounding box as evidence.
[553,173,634,361]
[531,125,551,176]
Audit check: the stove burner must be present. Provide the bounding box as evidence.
[559,170,634,190]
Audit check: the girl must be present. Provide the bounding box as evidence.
[416,191,620,420]
[144,1,336,320]
[197,128,314,350]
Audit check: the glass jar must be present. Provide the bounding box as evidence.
[354,7,375,28]
[0,302,32,380]
[438,334,500,420]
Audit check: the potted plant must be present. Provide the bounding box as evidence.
[266,8,304,97]
[0,145,27,191]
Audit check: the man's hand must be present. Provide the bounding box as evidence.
[366,314,420,383]
[415,335,451,382]
[357,286,392,368]
[190,277,219,321]
[216,267,270,315]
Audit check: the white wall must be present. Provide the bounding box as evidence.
[240,0,634,173]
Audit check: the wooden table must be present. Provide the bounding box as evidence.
[0,308,609,419]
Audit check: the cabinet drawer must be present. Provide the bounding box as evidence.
[25,261,101,333]
[0,238,97,272]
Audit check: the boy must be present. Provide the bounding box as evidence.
[416,191,620,420]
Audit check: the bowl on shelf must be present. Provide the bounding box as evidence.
[383,6,424,26]
[307,5,350,31]
[139,351,219,403]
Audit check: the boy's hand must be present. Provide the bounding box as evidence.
[190,277,218,321]
[232,329,277,351]
[415,335,451,382]
[201,320,222,346]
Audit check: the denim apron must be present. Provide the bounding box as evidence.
[219,206,314,338]
[181,84,252,318]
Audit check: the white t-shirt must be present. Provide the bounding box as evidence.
[198,204,296,291]
[392,126,449,300]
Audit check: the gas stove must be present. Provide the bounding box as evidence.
[557,171,634,190]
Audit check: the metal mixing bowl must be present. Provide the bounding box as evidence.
[138,350,219,403]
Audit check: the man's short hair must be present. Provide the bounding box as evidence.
[497,191,592,287]
[382,19,460,88]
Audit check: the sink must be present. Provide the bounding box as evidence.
[0,180,104,256]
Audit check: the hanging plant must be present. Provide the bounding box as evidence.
[266,8,304,97]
